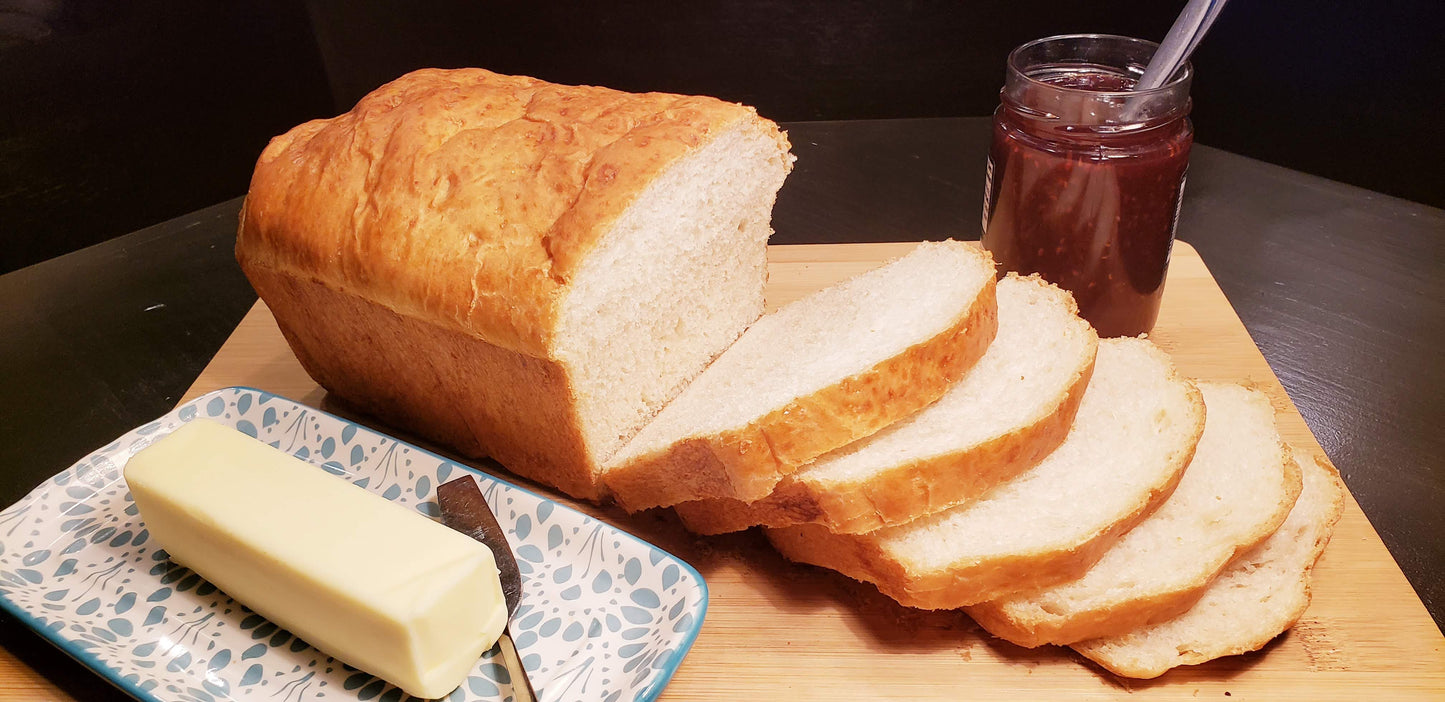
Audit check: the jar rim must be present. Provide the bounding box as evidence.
[1007,33,1193,99]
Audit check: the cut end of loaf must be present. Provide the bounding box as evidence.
[554,117,793,484]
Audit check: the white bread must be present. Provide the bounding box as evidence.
[602,241,1000,511]
[968,383,1303,646]
[674,274,1097,534]
[766,337,1205,608]
[1073,448,1345,678]
[237,68,794,500]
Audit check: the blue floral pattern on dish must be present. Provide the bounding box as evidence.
[0,387,707,702]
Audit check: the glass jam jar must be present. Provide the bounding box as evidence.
[981,34,1193,337]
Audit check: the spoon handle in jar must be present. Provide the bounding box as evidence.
[1183,0,1230,59]
[1137,0,1230,91]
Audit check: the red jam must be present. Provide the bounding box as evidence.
[982,49,1193,337]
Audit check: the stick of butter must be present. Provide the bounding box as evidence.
[125,419,509,699]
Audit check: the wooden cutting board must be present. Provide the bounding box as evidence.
[10,242,1441,700]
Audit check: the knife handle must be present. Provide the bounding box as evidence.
[497,625,538,702]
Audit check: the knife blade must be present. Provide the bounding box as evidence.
[439,476,524,612]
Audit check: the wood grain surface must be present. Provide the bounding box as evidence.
[6,242,1441,700]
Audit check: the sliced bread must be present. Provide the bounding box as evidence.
[766,337,1205,608]
[602,241,999,511]
[1073,448,1345,678]
[674,274,1098,535]
[967,383,1303,647]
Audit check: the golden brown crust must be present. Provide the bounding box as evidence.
[765,373,1207,610]
[969,583,1203,648]
[248,270,605,500]
[604,280,1001,511]
[675,342,1097,535]
[237,67,774,359]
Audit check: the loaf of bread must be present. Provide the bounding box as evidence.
[237,68,793,500]
[602,241,999,510]
[674,274,1097,534]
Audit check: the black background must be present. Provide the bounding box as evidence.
[2,0,1443,273]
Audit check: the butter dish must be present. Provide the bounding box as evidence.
[0,386,707,702]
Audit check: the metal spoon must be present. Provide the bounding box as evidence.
[438,476,538,702]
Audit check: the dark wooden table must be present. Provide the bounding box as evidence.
[1,117,1441,700]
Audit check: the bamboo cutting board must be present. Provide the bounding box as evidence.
[8,242,1441,700]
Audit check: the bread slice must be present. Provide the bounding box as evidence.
[1073,448,1345,678]
[601,241,999,511]
[967,383,1303,647]
[766,337,1205,608]
[673,274,1097,535]
[238,68,794,500]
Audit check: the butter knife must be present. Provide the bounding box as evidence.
[438,476,539,702]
